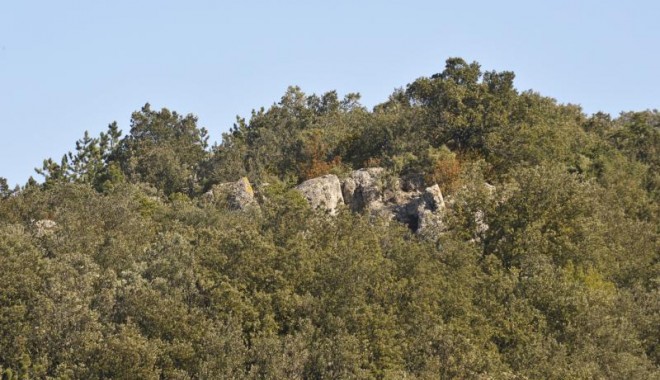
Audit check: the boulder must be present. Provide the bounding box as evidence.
[296,174,344,215]
[341,167,386,211]
[392,185,446,234]
[422,184,445,211]
[416,185,447,236]
[210,177,258,211]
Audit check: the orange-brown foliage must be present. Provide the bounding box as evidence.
[425,155,462,194]
[299,134,343,180]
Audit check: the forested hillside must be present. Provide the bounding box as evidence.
[0,58,658,379]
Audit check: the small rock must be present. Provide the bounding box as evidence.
[211,177,258,211]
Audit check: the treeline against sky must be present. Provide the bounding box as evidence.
[0,58,658,379]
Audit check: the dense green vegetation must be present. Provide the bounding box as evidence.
[1,58,658,379]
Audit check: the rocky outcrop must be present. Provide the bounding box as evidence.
[295,174,344,215]
[208,177,258,211]
[197,167,501,238]
[202,170,492,238]
[339,168,448,235]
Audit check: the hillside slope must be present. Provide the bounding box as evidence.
[0,58,658,379]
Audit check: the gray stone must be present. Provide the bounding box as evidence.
[391,185,447,235]
[303,168,450,236]
[341,167,386,211]
[296,174,344,215]
[210,177,258,211]
[422,184,445,211]
[416,210,447,239]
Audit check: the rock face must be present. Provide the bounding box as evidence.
[341,167,386,212]
[209,177,258,211]
[198,167,460,235]
[393,184,447,234]
[202,170,492,238]
[422,184,445,211]
[419,186,447,230]
[289,168,465,235]
[295,174,344,215]
[339,168,448,235]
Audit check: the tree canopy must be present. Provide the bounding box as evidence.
[1,58,658,379]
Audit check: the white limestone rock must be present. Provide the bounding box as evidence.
[296,174,344,215]
[341,167,386,211]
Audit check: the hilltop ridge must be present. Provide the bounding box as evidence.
[0,58,657,379]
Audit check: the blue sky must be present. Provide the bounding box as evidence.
[1,1,658,187]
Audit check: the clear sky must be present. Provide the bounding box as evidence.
[1,0,658,187]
